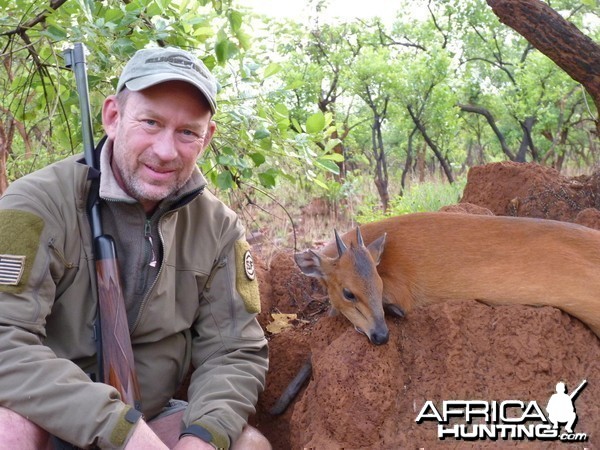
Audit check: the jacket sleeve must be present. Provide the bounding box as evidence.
[0,186,140,449]
[182,224,268,449]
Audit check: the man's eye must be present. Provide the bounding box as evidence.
[180,129,199,142]
[144,119,157,126]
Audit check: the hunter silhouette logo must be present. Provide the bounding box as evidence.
[546,380,586,434]
[416,380,588,442]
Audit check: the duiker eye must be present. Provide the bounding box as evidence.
[342,288,356,302]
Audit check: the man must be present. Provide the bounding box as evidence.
[546,382,578,434]
[0,47,270,449]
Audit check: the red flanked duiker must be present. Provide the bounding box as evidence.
[295,212,600,345]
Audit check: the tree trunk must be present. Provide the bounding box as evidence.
[0,137,8,196]
[459,104,516,161]
[372,118,389,212]
[400,126,418,195]
[486,0,600,135]
[515,116,537,162]
[407,105,455,184]
[416,143,426,183]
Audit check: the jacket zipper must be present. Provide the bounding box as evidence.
[144,219,158,268]
[205,257,227,290]
[128,186,206,333]
[132,213,168,332]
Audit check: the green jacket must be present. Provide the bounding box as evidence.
[0,144,268,449]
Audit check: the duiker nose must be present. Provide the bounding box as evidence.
[370,329,389,345]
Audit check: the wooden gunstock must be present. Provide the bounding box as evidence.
[95,235,142,410]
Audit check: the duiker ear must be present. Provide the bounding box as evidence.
[367,233,387,265]
[294,250,326,278]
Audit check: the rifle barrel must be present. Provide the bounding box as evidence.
[569,379,587,399]
[64,43,142,411]
[64,44,102,237]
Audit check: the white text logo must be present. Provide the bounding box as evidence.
[415,380,588,442]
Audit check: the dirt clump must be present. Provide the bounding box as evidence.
[438,202,493,215]
[253,162,600,449]
[461,161,600,225]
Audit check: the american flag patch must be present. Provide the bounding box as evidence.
[0,254,26,286]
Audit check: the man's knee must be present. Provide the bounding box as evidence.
[0,406,51,449]
[232,425,271,450]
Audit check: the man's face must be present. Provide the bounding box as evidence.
[102,80,216,212]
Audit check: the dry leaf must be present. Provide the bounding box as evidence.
[267,313,297,334]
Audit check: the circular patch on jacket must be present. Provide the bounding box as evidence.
[243,250,256,280]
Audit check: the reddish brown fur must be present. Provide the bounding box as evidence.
[298,212,600,343]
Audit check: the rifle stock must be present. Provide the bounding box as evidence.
[95,236,142,410]
[64,43,142,411]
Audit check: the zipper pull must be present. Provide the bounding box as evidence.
[205,257,227,290]
[145,220,158,268]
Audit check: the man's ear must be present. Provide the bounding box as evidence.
[102,95,120,139]
[202,121,217,150]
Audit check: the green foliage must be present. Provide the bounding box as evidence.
[0,0,345,196]
[356,178,467,223]
[0,0,598,214]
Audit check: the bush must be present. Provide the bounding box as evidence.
[356,178,466,223]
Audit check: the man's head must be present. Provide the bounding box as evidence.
[102,47,217,213]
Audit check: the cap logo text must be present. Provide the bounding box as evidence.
[145,55,210,80]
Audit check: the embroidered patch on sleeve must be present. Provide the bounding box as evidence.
[234,240,261,314]
[0,210,44,293]
[0,255,26,285]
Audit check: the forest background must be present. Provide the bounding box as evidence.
[0,0,598,247]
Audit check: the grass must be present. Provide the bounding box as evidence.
[356,177,467,223]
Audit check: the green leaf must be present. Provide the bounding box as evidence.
[249,152,266,166]
[43,25,68,41]
[216,171,234,190]
[312,178,329,189]
[258,172,276,188]
[216,154,236,165]
[320,152,344,162]
[306,112,325,134]
[324,138,342,153]
[291,118,302,133]
[229,10,243,32]
[315,158,340,175]
[215,39,229,63]
[254,128,271,140]
[263,63,282,79]
[211,0,223,13]
[274,103,289,118]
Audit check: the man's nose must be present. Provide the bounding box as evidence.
[152,132,178,161]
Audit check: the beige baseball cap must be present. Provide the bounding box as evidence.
[117,47,217,114]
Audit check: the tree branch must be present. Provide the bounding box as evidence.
[0,0,68,38]
[458,103,516,160]
[486,0,600,132]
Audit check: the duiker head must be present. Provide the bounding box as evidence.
[295,227,388,345]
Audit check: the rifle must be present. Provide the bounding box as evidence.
[569,379,587,400]
[64,43,142,411]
